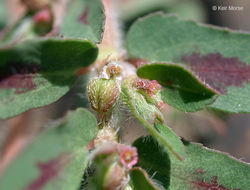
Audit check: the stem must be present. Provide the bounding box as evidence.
[98,0,121,61]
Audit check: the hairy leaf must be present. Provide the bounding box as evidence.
[119,0,173,21]
[0,38,97,119]
[0,108,98,190]
[121,78,185,160]
[126,14,250,113]
[154,123,185,161]
[137,63,217,112]
[130,167,161,190]
[61,0,104,43]
[119,0,204,27]
[134,136,250,190]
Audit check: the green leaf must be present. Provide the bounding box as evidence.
[134,136,250,190]
[0,38,98,119]
[137,63,217,112]
[165,0,205,22]
[61,0,104,43]
[154,123,185,161]
[126,13,250,113]
[121,78,185,161]
[119,0,204,26]
[130,167,161,190]
[0,108,98,190]
[133,137,171,190]
[119,0,173,21]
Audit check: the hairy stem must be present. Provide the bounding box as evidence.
[98,0,121,61]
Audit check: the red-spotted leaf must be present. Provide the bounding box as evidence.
[130,167,161,190]
[121,77,185,161]
[0,108,98,190]
[126,13,250,113]
[60,0,104,43]
[137,63,217,112]
[0,0,104,119]
[0,38,98,119]
[134,136,250,190]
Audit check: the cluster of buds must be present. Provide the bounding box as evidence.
[134,79,165,110]
[135,79,162,96]
[94,123,119,146]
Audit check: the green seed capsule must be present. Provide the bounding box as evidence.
[87,78,120,113]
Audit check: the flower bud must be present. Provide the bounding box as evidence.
[33,8,52,24]
[33,8,52,35]
[94,124,118,146]
[134,79,163,108]
[87,78,120,113]
[135,79,161,96]
[122,77,165,124]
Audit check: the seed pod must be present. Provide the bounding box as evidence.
[87,78,120,113]
[103,163,127,190]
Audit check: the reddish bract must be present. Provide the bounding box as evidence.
[136,79,162,96]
